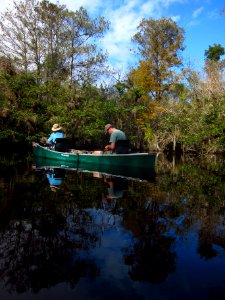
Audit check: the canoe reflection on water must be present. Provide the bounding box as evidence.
[32,156,156,182]
[1,153,225,298]
[38,165,130,204]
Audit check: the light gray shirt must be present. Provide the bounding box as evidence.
[109,129,126,144]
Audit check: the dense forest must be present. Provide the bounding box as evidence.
[0,0,224,154]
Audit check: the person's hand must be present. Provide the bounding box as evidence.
[104,145,109,151]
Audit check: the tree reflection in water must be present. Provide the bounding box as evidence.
[0,169,103,294]
[122,197,176,283]
[0,210,100,293]
[0,153,224,299]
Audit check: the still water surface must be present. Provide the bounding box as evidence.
[0,153,224,300]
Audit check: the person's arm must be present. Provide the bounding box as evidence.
[104,131,117,151]
[47,133,54,143]
[104,143,115,151]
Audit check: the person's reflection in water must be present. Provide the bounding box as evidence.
[46,168,65,191]
[102,176,128,211]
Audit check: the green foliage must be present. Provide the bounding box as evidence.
[63,86,121,146]
[0,1,224,154]
[0,71,41,142]
[205,44,225,61]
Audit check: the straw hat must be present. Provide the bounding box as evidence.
[52,124,62,131]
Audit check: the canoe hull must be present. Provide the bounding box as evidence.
[32,143,156,180]
[32,142,78,164]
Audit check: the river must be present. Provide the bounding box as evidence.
[0,152,224,300]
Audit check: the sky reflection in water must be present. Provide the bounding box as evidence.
[0,155,224,300]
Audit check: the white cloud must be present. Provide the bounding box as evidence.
[207,9,220,20]
[140,1,156,15]
[171,15,181,22]
[0,0,191,75]
[101,11,141,72]
[55,0,104,14]
[192,6,204,18]
[100,0,162,70]
[0,0,15,12]
[187,20,200,27]
[56,0,188,73]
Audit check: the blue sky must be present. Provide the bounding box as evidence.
[0,0,225,76]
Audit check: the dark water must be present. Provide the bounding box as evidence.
[0,153,225,300]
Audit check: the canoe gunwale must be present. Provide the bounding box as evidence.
[32,142,155,158]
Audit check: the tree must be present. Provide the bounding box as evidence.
[0,56,16,75]
[126,18,185,151]
[65,7,109,85]
[205,44,225,61]
[130,17,185,103]
[0,0,109,85]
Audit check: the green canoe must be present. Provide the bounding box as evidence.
[32,142,156,180]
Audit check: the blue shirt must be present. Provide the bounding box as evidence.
[46,173,62,186]
[47,131,64,143]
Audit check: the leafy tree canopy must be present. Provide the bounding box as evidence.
[129,17,185,103]
[205,44,225,61]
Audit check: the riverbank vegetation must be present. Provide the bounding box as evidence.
[0,0,224,154]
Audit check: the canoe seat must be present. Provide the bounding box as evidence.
[54,138,71,152]
[115,140,130,154]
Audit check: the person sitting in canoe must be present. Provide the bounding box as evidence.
[47,123,64,145]
[104,124,130,154]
